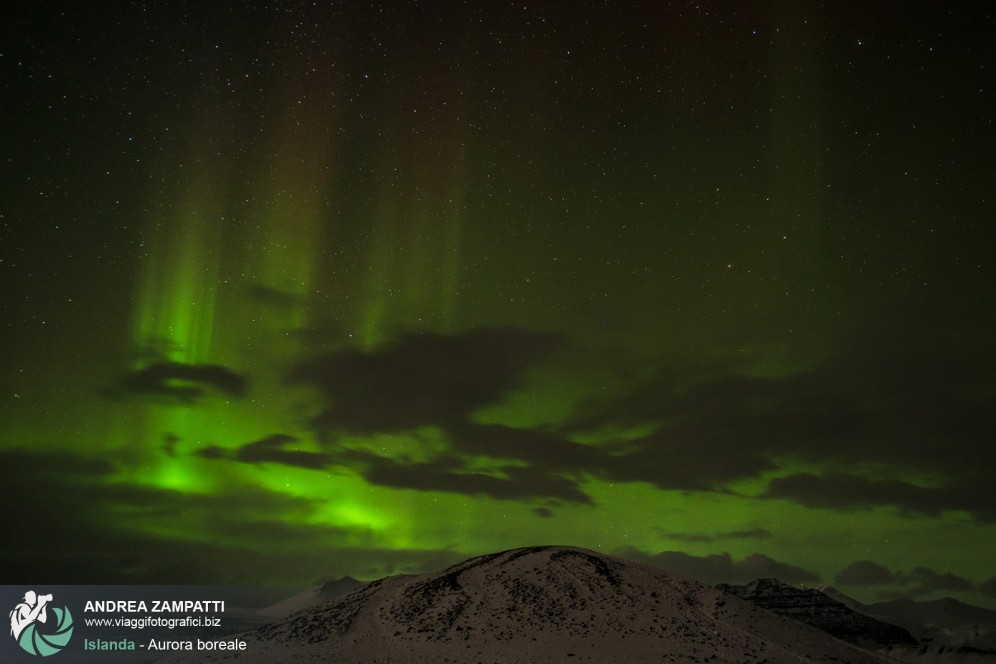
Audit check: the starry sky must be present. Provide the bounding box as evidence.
[2,1,994,607]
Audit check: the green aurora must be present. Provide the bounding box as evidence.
[1,1,994,608]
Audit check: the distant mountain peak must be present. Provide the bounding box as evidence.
[317,576,362,596]
[256,575,364,620]
[719,578,917,649]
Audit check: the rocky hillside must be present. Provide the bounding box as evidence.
[719,577,917,649]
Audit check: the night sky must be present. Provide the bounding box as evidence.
[2,2,994,608]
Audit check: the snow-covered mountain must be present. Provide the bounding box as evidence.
[164,545,896,663]
[862,596,996,649]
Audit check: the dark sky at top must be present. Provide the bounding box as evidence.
[1,1,994,607]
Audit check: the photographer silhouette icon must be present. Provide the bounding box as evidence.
[9,591,73,657]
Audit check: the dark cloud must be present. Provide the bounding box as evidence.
[162,432,182,456]
[657,528,772,543]
[726,528,772,540]
[658,532,714,543]
[186,317,994,517]
[237,435,327,469]
[196,410,768,502]
[197,424,593,503]
[563,302,996,505]
[198,434,329,470]
[980,578,996,599]
[613,547,821,586]
[836,560,978,601]
[578,351,993,493]
[447,419,770,497]
[763,473,996,522]
[342,448,592,504]
[835,560,896,586]
[532,507,554,518]
[598,428,774,491]
[108,362,247,403]
[288,327,564,434]
[195,445,228,460]
[264,328,598,503]
[448,422,600,470]
[899,567,975,597]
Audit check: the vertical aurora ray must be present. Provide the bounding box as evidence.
[359,192,397,350]
[243,103,334,336]
[437,130,470,333]
[358,112,470,347]
[120,133,234,490]
[132,157,225,368]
